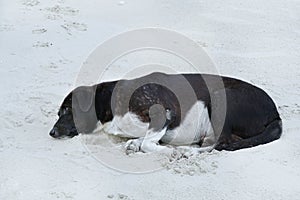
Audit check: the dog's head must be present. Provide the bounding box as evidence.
[49,92,78,138]
[49,86,98,139]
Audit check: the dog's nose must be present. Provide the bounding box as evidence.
[50,128,58,137]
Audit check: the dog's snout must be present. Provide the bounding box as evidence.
[49,127,58,138]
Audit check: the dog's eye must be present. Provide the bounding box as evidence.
[57,107,72,116]
[62,107,72,115]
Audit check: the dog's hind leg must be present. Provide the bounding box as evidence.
[215,119,282,151]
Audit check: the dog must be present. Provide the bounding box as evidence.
[49,72,282,154]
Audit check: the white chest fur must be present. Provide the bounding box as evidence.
[103,112,149,138]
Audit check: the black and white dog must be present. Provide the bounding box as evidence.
[49,73,282,154]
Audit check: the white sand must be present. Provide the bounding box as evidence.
[1,0,300,199]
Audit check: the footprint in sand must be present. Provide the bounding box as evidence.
[107,193,135,200]
[163,150,220,176]
[45,5,79,16]
[49,191,75,199]
[24,114,35,124]
[22,0,40,7]
[32,28,47,34]
[32,41,53,48]
[61,22,88,35]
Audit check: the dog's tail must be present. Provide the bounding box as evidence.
[215,118,282,151]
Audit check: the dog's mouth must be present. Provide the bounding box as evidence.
[49,128,78,139]
[51,135,72,139]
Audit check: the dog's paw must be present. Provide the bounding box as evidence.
[124,139,142,155]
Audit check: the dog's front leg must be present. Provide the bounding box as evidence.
[140,127,174,154]
[125,127,174,155]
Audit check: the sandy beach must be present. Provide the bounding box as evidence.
[1,0,300,199]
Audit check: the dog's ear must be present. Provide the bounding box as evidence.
[72,86,95,112]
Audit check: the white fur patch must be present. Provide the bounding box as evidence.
[101,100,214,148]
[161,101,214,146]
